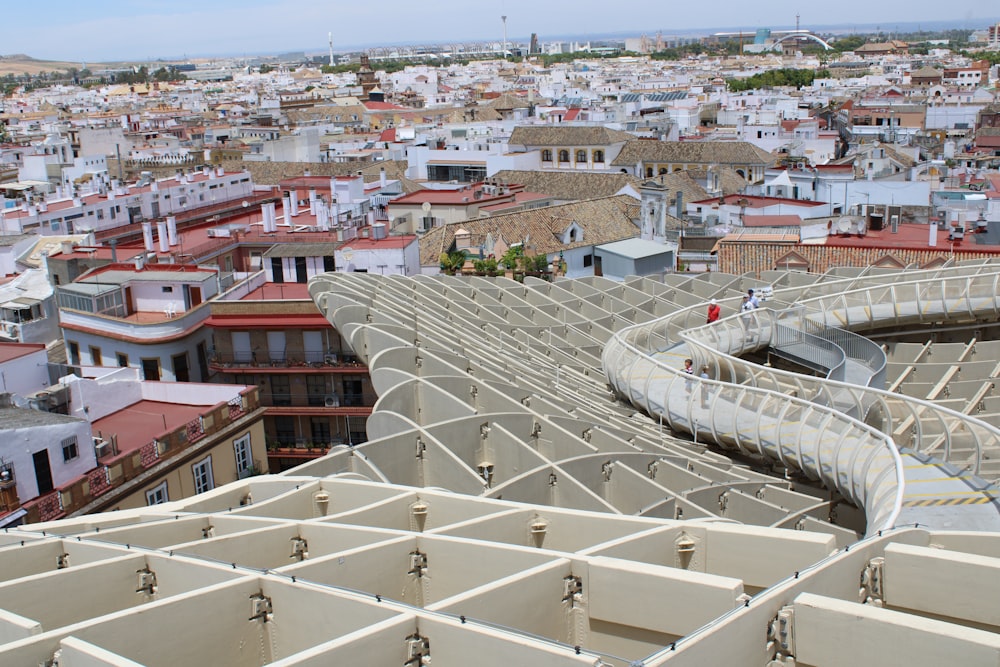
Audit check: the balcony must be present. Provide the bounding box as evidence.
[261,392,373,416]
[0,461,21,521]
[209,352,366,374]
[21,389,262,524]
[59,301,212,343]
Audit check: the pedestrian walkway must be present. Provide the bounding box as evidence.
[604,266,1000,534]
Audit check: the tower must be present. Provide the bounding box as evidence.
[328,32,334,67]
[501,16,508,58]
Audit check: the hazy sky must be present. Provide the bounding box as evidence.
[5,0,999,63]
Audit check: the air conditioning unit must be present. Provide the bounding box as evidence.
[324,395,340,407]
[94,438,112,459]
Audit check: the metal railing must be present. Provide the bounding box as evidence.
[604,264,1000,534]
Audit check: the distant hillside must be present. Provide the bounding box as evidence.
[0,54,79,76]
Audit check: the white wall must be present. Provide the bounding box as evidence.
[0,347,49,396]
[3,419,96,501]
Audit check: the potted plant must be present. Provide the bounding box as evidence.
[439,250,467,276]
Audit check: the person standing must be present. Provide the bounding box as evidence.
[706,299,721,324]
[683,358,694,393]
[740,295,757,342]
[747,288,760,309]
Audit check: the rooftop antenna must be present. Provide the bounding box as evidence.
[795,13,800,33]
[328,32,334,67]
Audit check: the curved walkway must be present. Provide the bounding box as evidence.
[603,265,1000,534]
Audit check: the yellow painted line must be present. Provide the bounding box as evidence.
[903,490,992,498]
[832,309,847,326]
[903,496,997,507]
[903,463,969,470]
[904,476,980,483]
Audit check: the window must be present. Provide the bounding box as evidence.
[306,375,327,406]
[311,417,331,444]
[593,150,604,163]
[141,358,161,381]
[541,149,552,162]
[89,346,102,366]
[583,254,593,268]
[192,456,214,494]
[161,286,174,293]
[558,150,569,163]
[234,435,252,478]
[145,481,168,505]
[117,353,128,367]
[575,150,587,163]
[270,375,291,406]
[68,341,80,366]
[61,436,79,462]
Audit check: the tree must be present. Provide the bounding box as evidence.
[259,64,274,74]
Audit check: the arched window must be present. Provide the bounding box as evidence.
[576,150,587,163]
[558,150,570,163]
[541,149,552,162]
[593,150,604,163]
[658,167,668,175]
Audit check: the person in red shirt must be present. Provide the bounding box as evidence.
[706,299,721,324]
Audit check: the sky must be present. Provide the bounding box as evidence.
[4,0,1000,63]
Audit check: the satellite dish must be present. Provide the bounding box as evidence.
[421,202,432,213]
[837,217,852,233]
[10,394,29,409]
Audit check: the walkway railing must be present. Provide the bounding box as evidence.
[604,264,1000,534]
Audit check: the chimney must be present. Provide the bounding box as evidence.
[317,202,329,231]
[928,220,937,247]
[61,240,74,255]
[379,167,387,188]
[309,189,318,216]
[217,166,225,178]
[289,189,299,217]
[157,221,169,252]
[110,238,118,263]
[167,216,178,246]
[142,222,154,252]
[281,196,292,226]
[266,202,278,232]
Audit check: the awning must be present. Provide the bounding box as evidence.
[205,314,331,329]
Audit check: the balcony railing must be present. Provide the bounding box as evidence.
[210,352,365,371]
[263,392,370,408]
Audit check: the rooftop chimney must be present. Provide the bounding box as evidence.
[167,216,178,246]
[157,221,169,253]
[379,168,387,188]
[281,196,292,227]
[289,189,299,217]
[142,222,154,252]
